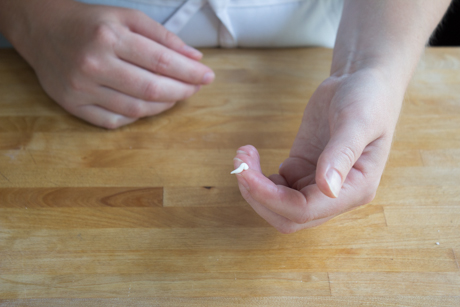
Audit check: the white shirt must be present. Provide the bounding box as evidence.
[77,0,344,48]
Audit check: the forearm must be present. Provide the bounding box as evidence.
[0,0,76,62]
[332,0,451,86]
[0,1,26,43]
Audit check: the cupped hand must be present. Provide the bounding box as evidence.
[233,69,405,233]
[22,1,214,128]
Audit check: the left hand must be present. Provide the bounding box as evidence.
[233,68,405,233]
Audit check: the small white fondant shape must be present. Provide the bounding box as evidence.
[231,163,249,174]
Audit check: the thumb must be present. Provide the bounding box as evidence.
[316,123,369,198]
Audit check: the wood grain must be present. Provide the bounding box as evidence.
[0,187,163,208]
[1,48,460,306]
[329,272,460,296]
[2,297,458,307]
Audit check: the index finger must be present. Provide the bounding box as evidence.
[116,32,214,85]
[233,151,332,233]
[123,10,203,60]
[233,146,310,224]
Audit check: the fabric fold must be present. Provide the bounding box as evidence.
[164,0,237,48]
[163,0,207,34]
[207,0,237,48]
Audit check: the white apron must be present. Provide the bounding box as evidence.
[76,0,344,48]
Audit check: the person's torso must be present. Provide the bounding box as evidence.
[77,0,344,48]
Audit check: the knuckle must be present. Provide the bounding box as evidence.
[276,223,297,235]
[362,187,377,204]
[242,145,258,157]
[79,55,101,76]
[131,9,147,20]
[58,95,76,113]
[182,86,196,100]
[295,210,314,225]
[154,50,173,73]
[161,101,176,112]
[67,75,83,92]
[363,192,377,204]
[125,102,145,118]
[143,82,161,101]
[101,117,122,130]
[338,145,357,169]
[93,23,118,46]
[163,29,180,47]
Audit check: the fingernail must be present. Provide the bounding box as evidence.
[233,157,244,163]
[236,150,248,155]
[279,163,283,169]
[182,45,202,58]
[325,168,342,198]
[202,72,215,84]
[236,174,250,190]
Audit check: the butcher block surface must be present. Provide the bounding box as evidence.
[0,48,459,306]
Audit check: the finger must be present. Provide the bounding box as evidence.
[116,32,214,85]
[354,135,393,179]
[99,58,200,102]
[299,168,372,221]
[123,10,203,60]
[279,157,316,190]
[236,183,303,234]
[233,145,310,224]
[236,169,338,234]
[296,136,391,222]
[268,174,288,186]
[95,86,176,118]
[232,145,375,233]
[233,146,262,172]
[315,120,372,199]
[72,104,137,129]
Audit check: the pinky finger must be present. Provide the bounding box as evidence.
[96,86,177,119]
[73,104,137,129]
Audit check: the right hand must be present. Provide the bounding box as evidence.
[19,0,215,128]
[232,67,404,233]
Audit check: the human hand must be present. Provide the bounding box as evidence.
[15,0,214,128]
[232,68,405,233]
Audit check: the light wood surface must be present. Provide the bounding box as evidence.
[0,47,459,306]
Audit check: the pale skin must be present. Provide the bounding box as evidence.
[233,0,451,233]
[0,0,215,129]
[0,0,451,233]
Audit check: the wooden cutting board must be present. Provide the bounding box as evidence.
[0,47,459,306]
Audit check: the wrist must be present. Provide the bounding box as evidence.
[332,42,419,82]
[327,60,407,132]
[330,45,418,99]
[0,1,28,48]
[0,0,77,65]
[330,0,450,94]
